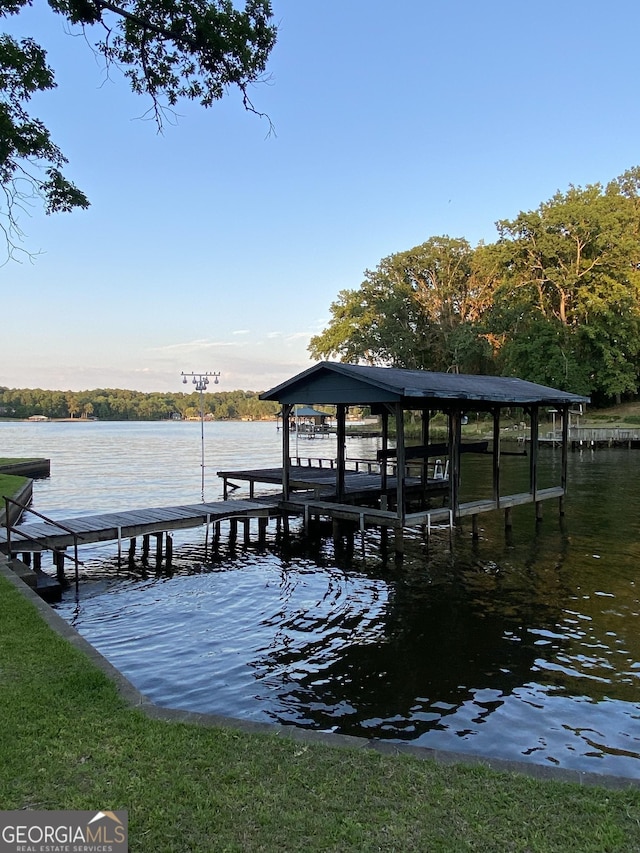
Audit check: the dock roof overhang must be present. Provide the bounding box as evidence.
[260,362,590,409]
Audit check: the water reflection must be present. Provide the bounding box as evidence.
[2,422,639,776]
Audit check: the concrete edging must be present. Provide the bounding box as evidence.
[0,480,33,529]
[1,559,638,791]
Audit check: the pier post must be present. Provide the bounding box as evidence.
[128,538,136,565]
[33,552,41,571]
[242,518,251,545]
[166,533,173,568]
[229,518,238,547]
[258,516,268,544]
[142,534,150,564]
[394,526,404,555]
[155,533,163,568]
[21,552,31,566]
[54,548,66,586]
[472,515,479,540]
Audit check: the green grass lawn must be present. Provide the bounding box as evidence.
[0,472,26,501]
[0,575,639,852]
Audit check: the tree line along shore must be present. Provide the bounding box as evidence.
[0,387,281,423]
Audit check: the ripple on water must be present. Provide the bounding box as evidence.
[9,423,636,778]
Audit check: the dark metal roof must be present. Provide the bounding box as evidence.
[260,362,590,407]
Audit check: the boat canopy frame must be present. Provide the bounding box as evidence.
[260,362,590,523]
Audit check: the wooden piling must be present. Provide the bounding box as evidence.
[142,534,150,564]
[258,516,268,544]
[166,533,173,568]
[54,548,66,586]
[394,527,404,555]
[155,533,163,568]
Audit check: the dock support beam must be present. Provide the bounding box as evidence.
[560,404,569,516]
[448,408,462,519]
[336,403,347,501]
[394,403,406,524]
[529,405,539,501]
[492,407,501,507]
[281,403,292,500]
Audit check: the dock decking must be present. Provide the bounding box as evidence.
[218,463,449,501]
[0,497,280,553]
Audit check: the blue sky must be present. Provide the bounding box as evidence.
[2,0,639,392]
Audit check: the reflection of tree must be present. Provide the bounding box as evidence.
[254,530,572,740]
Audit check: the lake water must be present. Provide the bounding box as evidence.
[2,420,639,778]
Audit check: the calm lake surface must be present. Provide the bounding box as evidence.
[2,420,639,778]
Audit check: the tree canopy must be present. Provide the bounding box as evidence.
[0,0,276,259]
[309,168,640,405]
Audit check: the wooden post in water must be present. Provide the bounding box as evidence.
[166,533,173,568]
[560,404,569,515]
[128,538,136,565]
[258,516,268,544]
[54,547,66,586]
[394,526,404,555]
[281,403,292,500]
[395,403,406,526]
[492,406,501,507]
[529,405,539,501]
[33,552,41,571]
[155,533,163,568]
[142,534,150,564]
[336,403,347,501]
[380,409,389,507]
[448,408,462,521]
[421,407,430,506]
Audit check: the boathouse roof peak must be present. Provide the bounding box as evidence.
[260,362,590,408]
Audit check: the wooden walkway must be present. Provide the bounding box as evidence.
[0,497,280,553]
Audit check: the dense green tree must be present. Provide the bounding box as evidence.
[309,237,496,373]
[0,0,277,258]
[310,169,640,403]
[494,182,640,400]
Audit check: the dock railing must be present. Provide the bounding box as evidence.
[3,497,83,588]
[289,456,447,479]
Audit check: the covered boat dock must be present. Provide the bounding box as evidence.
[254,362,589,549]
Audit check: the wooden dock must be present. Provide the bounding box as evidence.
[0,497,280,554]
